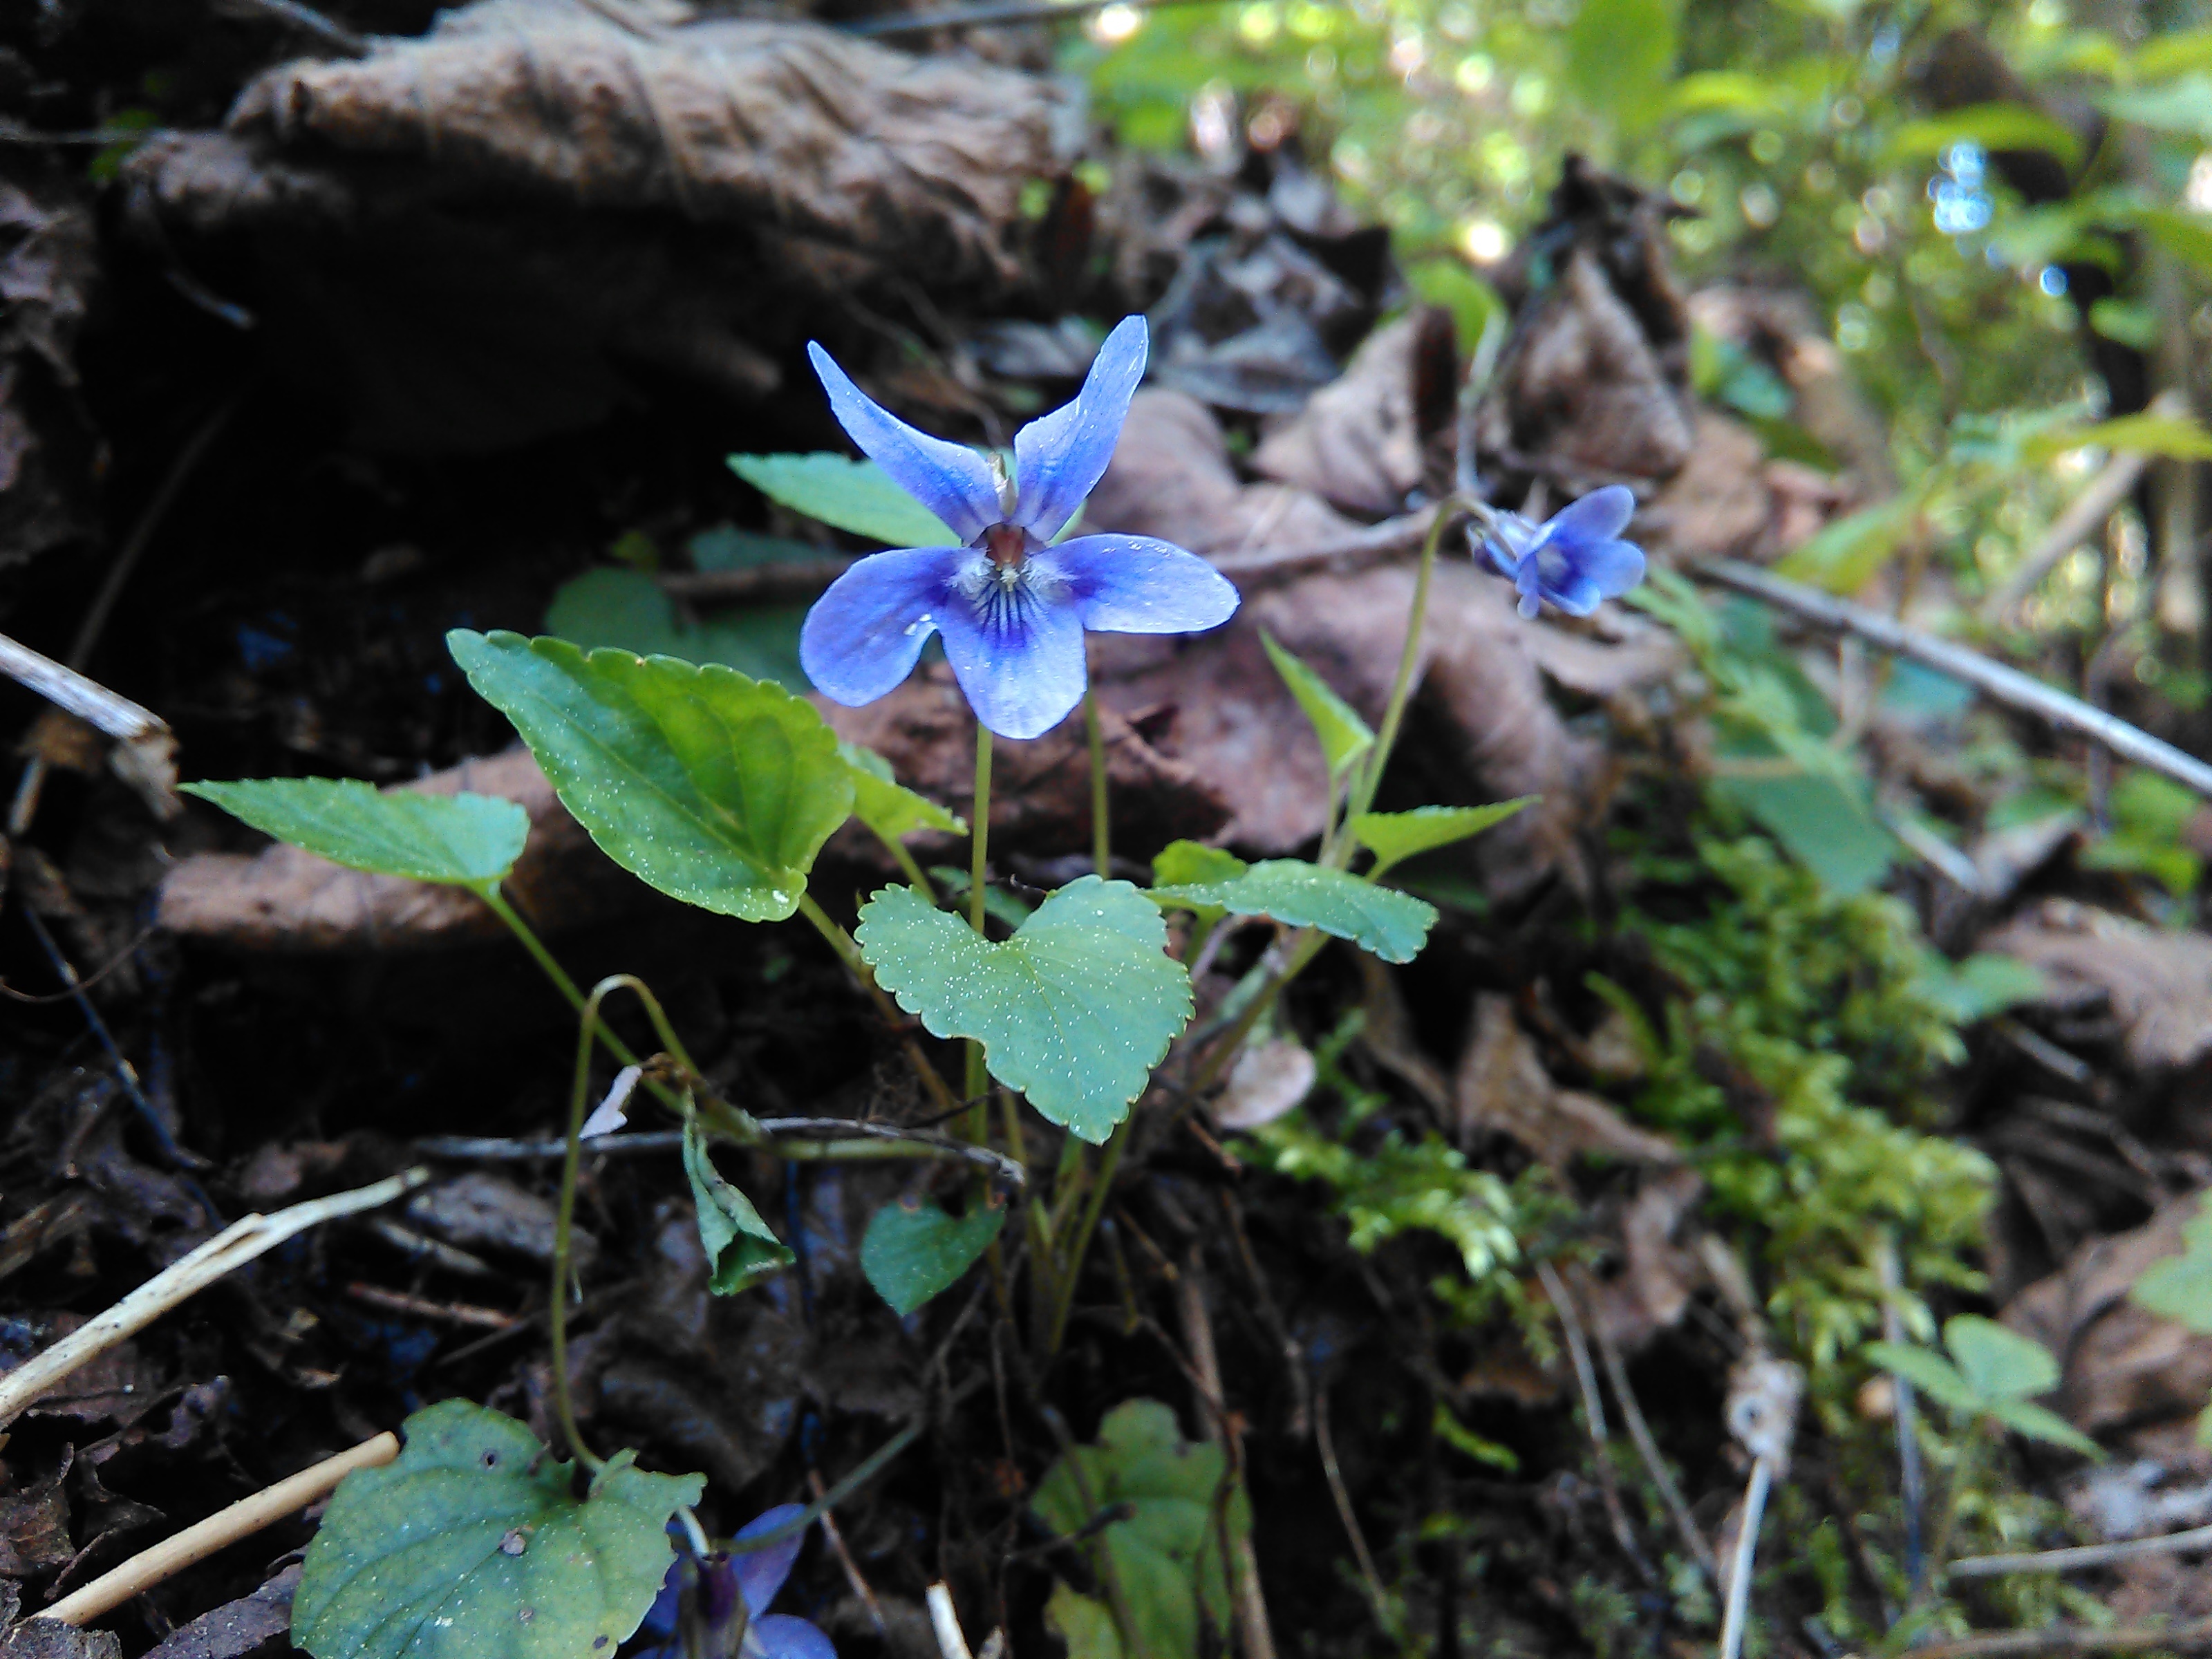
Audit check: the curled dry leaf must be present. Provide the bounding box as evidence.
[1987,899,2212,1074]
[0,171,97,568]
[121,0,1066,449]
[1250,311,1452,518]
[1214,1038,1318,1130]
[1452,993,1680,1172]
[1472,158,1694,491]
[140,1564,301,1659]
[223,1,1058,284]
[2005,1191,2212,1436]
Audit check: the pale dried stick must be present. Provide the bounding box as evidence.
[1698,558,2212,799]
[926,1583,974,1659]
[39,1432,400,1624]
[1177,1257,1280,1659]
[1949,1521,2212,1580]
[0,1170,428,1425]
[1535,1261,1653,1583]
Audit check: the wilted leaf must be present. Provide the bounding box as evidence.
[180,778,527,892]
[292,1400,702,1659]
[729,453,957,549]
[448,631,851,921]
[682,1121,793,1295]
[856,878,1192,1142]
[860,1197,1003,1315]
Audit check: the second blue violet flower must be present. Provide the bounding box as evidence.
[798,317,1239,740]
[1481,485,1647,619]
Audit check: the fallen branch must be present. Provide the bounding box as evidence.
[1696,559,2212,800]
[37,1432,400,1626]
[1949,1521,2212,1580]
[0,1170,429,1426]
[1906,1617,2212,1659]
[418,1123,1025,1186]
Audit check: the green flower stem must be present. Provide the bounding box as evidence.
[795,895,962,1120]
[727,1418,928,1556]
[1085,686,1111,877]
[1924,1418,1991,1595]
[552,979,634,1475]
[1344,498,1463,827]
[966,724,994,1144]
[1046,1115,1132,1358]
[877,825,936,901]
[1193,928,1325,1096]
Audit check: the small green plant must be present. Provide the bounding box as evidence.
[176,318,1609,1659]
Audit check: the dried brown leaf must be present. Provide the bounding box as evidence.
[1987,900,2212,1074]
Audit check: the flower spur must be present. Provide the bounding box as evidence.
[1479,484,1647,619]
[797,317,1239,740]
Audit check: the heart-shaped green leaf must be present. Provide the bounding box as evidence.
[1862,1340,1981,1417]
[682,1120,793,1295]
[841,742,964,843]
[182,778,527,890]
[448,631,852,921]
[1944,1314,2060,1401]
[293,1400,702,1659]
[1985,1398,2100,1458]
[856,877,1192,1142]
[1260,631,1372,780]
[861,1197,1004,1314]
[1150,855,1436,964]
[1033,1400,1245,1659]
[1350,800,1536,877]
[729,453,957,549]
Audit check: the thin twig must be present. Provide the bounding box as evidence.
[927,1583,974,1659]
[37,1432,400,1625]
[1904,1617,2212,1659]
[1177,1255,1278,1659]
[809,1468,889,1635]
[1698,557,2212,799]
[1589,1304,1718,1583]
[1315,1382,1391,1627]
[0,1171,427,1425]
[1535,1261,1655,1584]
[1949,1521,2212,1580]
[345,1284,516,1329]
[416,1121,1024,1185]
[216,0,372,54]
[657,557,859,605]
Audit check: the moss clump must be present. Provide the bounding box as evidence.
[1611,834,1996,1367]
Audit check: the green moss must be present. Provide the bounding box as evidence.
[1611,834,1997,1368]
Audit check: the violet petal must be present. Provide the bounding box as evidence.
[1011,316,1149,543]
[746,1615,837,1659]
[936,573,1088,740]
[799,547,970,708]
[731,1505,810,1618]
[1039,534,1239,635]
[807,344,1000,544]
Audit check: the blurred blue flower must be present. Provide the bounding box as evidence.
[1480,485,1647,619]
[798,317,1239,740]
[635,1506,833,1659]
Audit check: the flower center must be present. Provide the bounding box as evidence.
[984,523,1027,570]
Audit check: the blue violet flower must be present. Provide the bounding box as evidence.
[798,317,1240,740]
[634,1506,833,1659]
[1481,484,1647,619]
